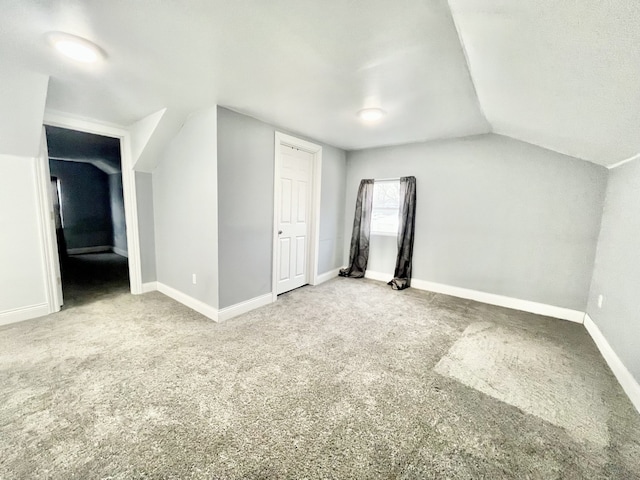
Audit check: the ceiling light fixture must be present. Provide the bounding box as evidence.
[358,108,386,122]
[46,32,104,63]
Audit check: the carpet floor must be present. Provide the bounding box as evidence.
[1,254,639,479]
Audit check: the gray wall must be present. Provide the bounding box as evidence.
[136,171,157,284]
[153,107,218,308]
[345,134,607,311]
[0,155,47,315]
[318,144,347,274]
[586,160,640,383]
[217,107,347,309]
[49,160,113,250]
[108,174,127,254]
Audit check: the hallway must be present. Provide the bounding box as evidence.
[60,253,129,308]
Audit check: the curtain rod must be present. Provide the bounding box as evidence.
[374,177,401,182]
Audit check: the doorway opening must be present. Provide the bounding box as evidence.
[44,125,129,307]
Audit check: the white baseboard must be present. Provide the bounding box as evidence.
[155,283,274,323]
[584,314,640,414]
[364,270,584,323]
[218,293,273,322]
[67,246,129,257]
[0,303,50,327]
[112,246,128,258]
[315,267,342,285]
[156,282,218,322]
[141,281,157,293]
[67,245,112,255]
[364,270,392,283]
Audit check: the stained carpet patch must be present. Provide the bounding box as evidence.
[434,321,612,447]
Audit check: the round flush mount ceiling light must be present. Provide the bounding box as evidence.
[46,32,104,63]
[358,108,386,122]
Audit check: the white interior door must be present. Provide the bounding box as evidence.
[276,144,313,295]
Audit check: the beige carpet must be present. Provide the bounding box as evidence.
[1,254,639,479]
[434,321,611,447]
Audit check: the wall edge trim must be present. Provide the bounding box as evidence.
[584,313,640,414]
[156,282,218,322]
[315,267,342,285]
[218,293,273,322]
[0,303,50,327]
[141,281,158,293]
[364,270,584,323]
[67,246,113,255]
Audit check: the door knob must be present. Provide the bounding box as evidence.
[278,230,283,235]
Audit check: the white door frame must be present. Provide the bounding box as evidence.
[41,110,143,295]
[272,132,322,302]
[35,128,63,313]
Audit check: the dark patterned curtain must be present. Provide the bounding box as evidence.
[339,179,375,278]
[388,176,416,290]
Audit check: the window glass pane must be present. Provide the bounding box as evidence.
[371,180,400,234]
[373,180,399,208]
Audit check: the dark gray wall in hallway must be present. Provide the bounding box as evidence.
[49,160,113,250]
[109,174,127,254]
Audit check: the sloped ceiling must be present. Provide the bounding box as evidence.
[45,125,121,173]
[0,1,637,164]
[449,0,640,166]
[0,0,488,151]
[0,68,48,157]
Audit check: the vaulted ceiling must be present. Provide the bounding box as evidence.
[0,0,637,166]
[45,125,122,174]
[449,0,640,166]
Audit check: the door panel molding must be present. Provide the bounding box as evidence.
[272,132,322,301]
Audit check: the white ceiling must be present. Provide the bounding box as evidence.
[0,0,488,152]
[0,0,637,164]
[449,0,640,166]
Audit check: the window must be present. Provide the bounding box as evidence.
[371,179,400,235]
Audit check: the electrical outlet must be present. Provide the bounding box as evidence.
[597,294,604,308]
[192,274,197,285]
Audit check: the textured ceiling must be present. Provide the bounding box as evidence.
[449,0,640,166]
[0,1,637,164]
